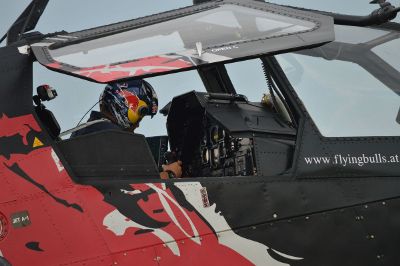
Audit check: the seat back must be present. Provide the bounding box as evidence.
[35,106,61,139]
[57,130,159,181]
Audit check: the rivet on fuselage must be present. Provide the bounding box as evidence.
[366,234,375,240]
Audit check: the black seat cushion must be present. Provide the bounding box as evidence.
[57,130,159,180]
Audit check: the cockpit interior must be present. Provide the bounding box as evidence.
[32,62,296,182]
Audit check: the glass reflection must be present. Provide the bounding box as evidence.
[49,4,315,68]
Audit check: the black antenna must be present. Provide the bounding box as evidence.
[0,0,49,45]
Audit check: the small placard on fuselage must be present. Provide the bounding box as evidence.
[10,211,31,228]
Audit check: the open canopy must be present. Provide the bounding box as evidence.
[31,0,334,83]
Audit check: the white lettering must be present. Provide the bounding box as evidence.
[211,45,239,53]
[304,158,313,165]
[304,153,400,167]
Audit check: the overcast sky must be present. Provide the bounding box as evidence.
[1,0,399,137]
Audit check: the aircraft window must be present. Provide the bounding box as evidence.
[227,59,294,125]
[138,71,206,137]
[33,62,102,132]
[33,62,205,138]
[255,17,310,34]
[334,25,389,44]
[372,38,400,72]
[277,53,400,137]
[196,10,242,28]
[226,59,268,102]
[48,4,316,68]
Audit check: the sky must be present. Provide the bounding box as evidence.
[0,0,399,137]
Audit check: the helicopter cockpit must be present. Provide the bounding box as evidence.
[29,0,336,182]
[23,0,400,183]
[32,69,297,181]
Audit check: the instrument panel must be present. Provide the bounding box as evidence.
[184,117,256,177]
[167,91,296,178]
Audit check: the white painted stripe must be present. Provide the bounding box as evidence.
[147,183,201,245]
[103,209,180,256]
[272,249,303,261]
[175,182,303,266]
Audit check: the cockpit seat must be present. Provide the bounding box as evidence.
[35,106,61,139]
[56,130,159,181]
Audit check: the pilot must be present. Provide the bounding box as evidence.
[71,79,182,179]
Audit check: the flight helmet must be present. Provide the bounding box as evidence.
[100,80,158,129]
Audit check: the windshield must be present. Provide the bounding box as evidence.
[50,4,316,68]
[277,25,400,137]
[31,1,334,83]
[372,39,400,72]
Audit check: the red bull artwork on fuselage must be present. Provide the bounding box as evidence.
[0,114,301,265]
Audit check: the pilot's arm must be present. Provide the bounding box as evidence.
[160,160,183,179]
